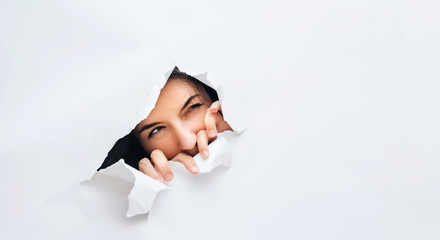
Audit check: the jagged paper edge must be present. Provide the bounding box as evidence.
[98,160,169,217]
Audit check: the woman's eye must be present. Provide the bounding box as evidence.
[149,126,164,138]
[188,103,202,113]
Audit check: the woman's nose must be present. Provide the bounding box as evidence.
[174,124,197,150]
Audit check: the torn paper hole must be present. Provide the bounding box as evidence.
[81,66,243,217]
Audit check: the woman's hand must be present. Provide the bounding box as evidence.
[138,151,199,182]
[138,100,232,182]
[197,101,232,159]
[205,101,233,138]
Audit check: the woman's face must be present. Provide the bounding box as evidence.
[135,79,212,159]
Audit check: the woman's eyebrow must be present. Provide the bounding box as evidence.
[138,122,161,134]
[180,94,200,112]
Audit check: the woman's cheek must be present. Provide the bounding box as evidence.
[187,108,208,130]
[157,139,180,159]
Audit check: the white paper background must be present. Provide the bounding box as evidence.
[1,0,439,239]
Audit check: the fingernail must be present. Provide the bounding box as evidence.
[208,130,216,137]
[155,177,163,183]
[165,173,173,181]
[191,166,199,173]
[202,150,209,159]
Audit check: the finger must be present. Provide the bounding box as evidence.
[205,109,217,138]
[150,149,173,182]
[138,157,163,182]
[197,130,210,159]
[209,101,221,113]
[171,153,199,174]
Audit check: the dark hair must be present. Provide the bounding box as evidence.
[97,67,218,171]
[97,129,147,170]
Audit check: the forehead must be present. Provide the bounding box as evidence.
[157,79,199,107]
[136,79,208,127]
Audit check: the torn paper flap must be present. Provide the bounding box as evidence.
[192,130,237,173]
[98,160,169,217]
